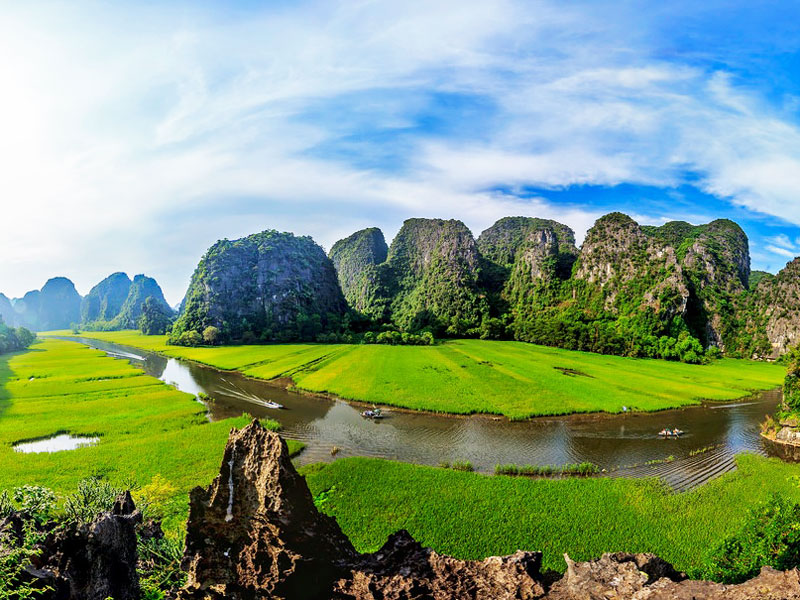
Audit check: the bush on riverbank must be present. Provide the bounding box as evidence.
[495,462,600,477]
[703,494,800,583]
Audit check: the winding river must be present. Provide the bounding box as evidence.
[70,337,781,491]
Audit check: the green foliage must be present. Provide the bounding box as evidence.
[202,326,221,345]
[138,535,187,600]
[12,486,56,523]
[139,296,174,336]
[703,494,800,583]
[0,523,48,600]
[171,229,346,344]
[495,462,600,476]
[0,316,35,355]
[784,346,800,412]
[62,476,125,525]
[302,453,800,578]
[362,330,434,346]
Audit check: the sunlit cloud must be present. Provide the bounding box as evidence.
[0,1,799,302]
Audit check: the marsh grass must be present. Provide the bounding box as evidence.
[302,453,800,577]
[0,339,302,532]
[47,330,785,420]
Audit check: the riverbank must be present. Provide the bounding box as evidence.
[0,339,303,531]
[301,452,800,577]
[44,330,785,420]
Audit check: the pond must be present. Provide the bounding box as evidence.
[69,337,780,490]
[13,433,99,453]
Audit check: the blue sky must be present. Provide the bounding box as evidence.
[2,1,800,303]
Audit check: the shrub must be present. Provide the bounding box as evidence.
[63,476,125,525]
[704,494,800,583]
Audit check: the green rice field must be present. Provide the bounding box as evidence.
[47,330,785,420]
[0,338,302,530]
[302,453,800,577]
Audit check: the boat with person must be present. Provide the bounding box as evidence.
[361,407,385,420]
[658,428,684,438]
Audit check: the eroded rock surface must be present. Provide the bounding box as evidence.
[177,421,800,600]
[19,491,142,600]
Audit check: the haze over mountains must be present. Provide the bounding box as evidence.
[0,273,172,332]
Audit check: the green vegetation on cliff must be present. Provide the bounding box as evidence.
[171,230,347,345]
[50,330,783,419]
[302,452,800,576]
[80,273,173,332]
[328,227,388,321]
[325,213,795,362]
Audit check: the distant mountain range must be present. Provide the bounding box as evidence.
[8,213,799,359]
[169,213,799,359]
[0,273,172,332]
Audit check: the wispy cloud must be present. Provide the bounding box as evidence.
[0,1,799,302]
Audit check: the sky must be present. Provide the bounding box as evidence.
[2,1,800,305]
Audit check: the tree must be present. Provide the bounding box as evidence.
[203,326,221,345]
[139,296,172,335]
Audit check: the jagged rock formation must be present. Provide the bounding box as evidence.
[179,421,357,599]
[14,492,142,600]
[172,230,347,343]
[12,277,81,331]
[111,274,171,329]
[383,218,489,335]
[80,272,132,323]
[179,421,800,600]
[79,273,172,331]
[329,228,389,320]
[751,258,800,357]
[478,217,578,316]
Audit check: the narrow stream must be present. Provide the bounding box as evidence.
[69,337,781,490]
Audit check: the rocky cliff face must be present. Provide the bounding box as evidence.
[177,421,800,600]
[384,218,489,335]
[172,230,347,343]
[81,272,132,323]
[329,228,389,320]
[112,274,171,329]
[751,258,800,357]
[477,217,578,316]
[13,277,81,331]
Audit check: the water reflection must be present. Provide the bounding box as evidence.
[14,433,99,453]
[67,337,781,487]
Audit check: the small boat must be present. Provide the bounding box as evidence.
[658,428,684,437]
[361,407,385,420]
[263,400,284,409]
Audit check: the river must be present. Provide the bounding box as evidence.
[69,337,781,491]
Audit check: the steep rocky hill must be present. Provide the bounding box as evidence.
[81,272,132,323]
[12,277,81,331]
[328,227,389,320]
[172,230,346,343]
[79,273,172,331]
[328,213,799,359]
[382,218,489,336]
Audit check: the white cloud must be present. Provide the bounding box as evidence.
[0,1,800,302]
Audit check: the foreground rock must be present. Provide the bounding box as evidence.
[10,492,142,600]
[178,421,800,600]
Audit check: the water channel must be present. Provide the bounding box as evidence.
[69,337,781,491]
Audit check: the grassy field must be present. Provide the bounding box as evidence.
[0,339,302,530]
[302,453,800,577]
[48,330,785,420]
